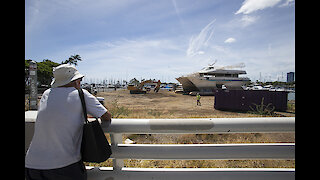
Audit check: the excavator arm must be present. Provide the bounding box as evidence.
[128,80,161,94]
[137,80,153,89]
[154,80,161,92]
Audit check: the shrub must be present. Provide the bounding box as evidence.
[249,97,275,116]
[108,99,131,118]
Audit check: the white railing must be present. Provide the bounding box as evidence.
[25,111,295,180]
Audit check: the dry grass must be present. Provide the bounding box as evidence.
[124,133,295,144]
[99,89,294,119]
[86,159,295,169]
[83,89,295,168]
[85,133,295,168]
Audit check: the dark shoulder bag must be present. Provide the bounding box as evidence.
[78,88,112,163]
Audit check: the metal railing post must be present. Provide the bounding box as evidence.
[110,133,124,172]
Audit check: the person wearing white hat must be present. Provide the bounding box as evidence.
[50,64,85,88]
[25,64,111,180]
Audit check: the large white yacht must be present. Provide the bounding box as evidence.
[176,63,251,94]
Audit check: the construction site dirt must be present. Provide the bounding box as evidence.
[97,89,295,119]
[85,89,295,168]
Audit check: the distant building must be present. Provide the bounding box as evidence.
[287,72,295,83]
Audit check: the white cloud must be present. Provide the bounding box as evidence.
[26,0,294,83]
[235,0,282,15]
[279,0,295,7]
[186,19,216,57]
[224,37,236,43]
[171,0,184,24]
[54,37,195,82]
[234,0,294,28]
[240,15,259,27]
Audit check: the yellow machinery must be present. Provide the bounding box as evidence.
[127,80,161,94]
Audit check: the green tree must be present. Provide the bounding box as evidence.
[26,55,83,87]
[25,60,32,87]
[61,54,82,66]
[37,59,60,86]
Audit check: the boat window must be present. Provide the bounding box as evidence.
[215,74,224,77]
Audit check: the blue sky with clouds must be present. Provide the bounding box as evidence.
[25,0,295,83]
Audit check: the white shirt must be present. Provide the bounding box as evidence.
[25,87,108,169]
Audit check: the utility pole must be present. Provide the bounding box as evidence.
[29,61,38,110]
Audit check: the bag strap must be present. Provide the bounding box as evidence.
[78,88,89,123]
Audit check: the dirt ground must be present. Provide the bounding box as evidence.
[87,89,295,168]
[97,89,294,118]
[97,88,295,145]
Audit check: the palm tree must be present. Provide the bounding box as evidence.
[61,54,82,66]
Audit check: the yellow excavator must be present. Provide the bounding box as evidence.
[127,80,161,94]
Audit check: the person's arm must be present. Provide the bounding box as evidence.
[100,110,112,128]
[82,89,111,121]
[100,110,111,122]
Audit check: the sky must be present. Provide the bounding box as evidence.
[25,0,295,83]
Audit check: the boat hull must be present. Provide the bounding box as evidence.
[188,76,250,90]
[176,77,199,92]
[176,75,250,93]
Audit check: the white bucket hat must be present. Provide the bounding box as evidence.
[51,64,84,88]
